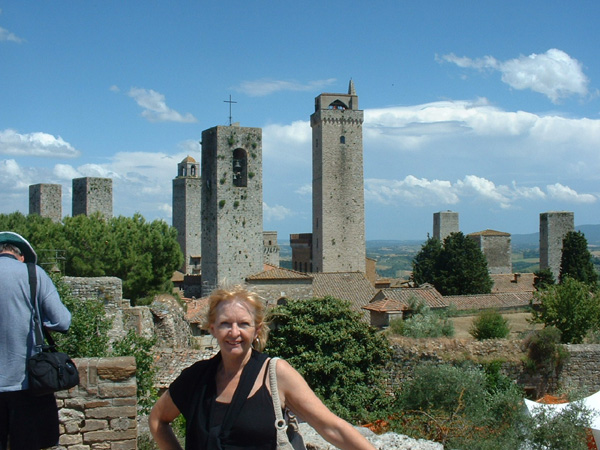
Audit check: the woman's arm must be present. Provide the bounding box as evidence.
[275,359,375,450]
[149,391,184,450]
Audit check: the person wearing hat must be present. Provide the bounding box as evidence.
[0,231,72,450]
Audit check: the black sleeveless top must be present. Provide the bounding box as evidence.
[209,368,277,449]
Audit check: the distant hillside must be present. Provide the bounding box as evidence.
[511,224,600,248]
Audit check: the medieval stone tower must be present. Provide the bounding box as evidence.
[29,183,62,223]
[433,211,459,241]
[201,124,263,295]
[72,177,113,219]
[172,156,201,274]
[468,229,512,274]
[540,211,574,280]
[311,80,365,273]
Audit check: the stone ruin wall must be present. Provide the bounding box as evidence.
[387,339,600,399]
[56,356,137,450]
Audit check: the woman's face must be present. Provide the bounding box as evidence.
[209,299,260,357]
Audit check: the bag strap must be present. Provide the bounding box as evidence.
[269,357,287,430]
[27,262,56,351]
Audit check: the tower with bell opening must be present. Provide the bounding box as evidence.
[311,80,365,273]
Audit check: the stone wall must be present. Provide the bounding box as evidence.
[55,357,137,450]
[386,338,600,399]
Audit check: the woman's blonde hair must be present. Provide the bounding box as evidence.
[204,285,270,351]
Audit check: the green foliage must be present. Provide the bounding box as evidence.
[532,277,600,343]
[265,297,392,423]
[412,232,493,296]
[52,274,112,357]
[112,329,157,414]
[534,268,555,290]
[525,401,594,450]
[51,276,157,413]
[391,362,527,449]
[389,299,454,338]
[0,212,183,302]
[523,327,568,376]
[560,231,598,288]
[469,309,510,340]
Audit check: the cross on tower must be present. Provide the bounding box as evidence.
[224,95,237,126]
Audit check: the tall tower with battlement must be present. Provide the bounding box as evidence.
[540,211,574,280]
[311,80,365,273]
[173,156,201,274]
[29,183,62,223]
[72,177,113,219]
[201,124,263,295]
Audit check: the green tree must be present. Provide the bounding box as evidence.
[265,297,391,423]
[412,232,493,295]
[469,309,510,340]
[411,236,442,286]
[560,231,598,288]
[534,268,555,290]
[532,277,600,343]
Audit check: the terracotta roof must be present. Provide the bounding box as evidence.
[181,155,197,163]
[445,292,534,311]
[246,267,312,281]
[185,297,210,324]
[364,284,447,312]
[312,272,376,313]
[468,229,511,236]
[363,298,408,313]
[171,271,184,282]
[490,273,536,293]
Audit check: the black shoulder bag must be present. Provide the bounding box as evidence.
[26,262,79,396]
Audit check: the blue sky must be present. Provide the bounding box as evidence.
[1,1,599,240]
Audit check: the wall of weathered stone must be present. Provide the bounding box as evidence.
[386,339,600,399]
[55,357,137,450]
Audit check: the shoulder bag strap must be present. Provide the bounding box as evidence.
[27,262,45,350]
[269,357,286,426]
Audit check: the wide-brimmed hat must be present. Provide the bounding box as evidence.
[0,231,37,264]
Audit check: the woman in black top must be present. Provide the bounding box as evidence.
[149,286,375,450]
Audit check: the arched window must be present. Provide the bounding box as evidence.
[190,165,196,176]
[232,148,247,187]
[328,100,347,110]
[340,136,345,144]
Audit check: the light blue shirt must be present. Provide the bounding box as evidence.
[0,254,71,391]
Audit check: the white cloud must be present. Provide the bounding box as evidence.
[127,88,197,123]
[0,159,30,189]
[109,85,120,93]
[365,174,596,210]
[365,176,459,206]
[263,121,310,163]
[295,184,312,196]
[546,183,597,203]
[263,202,293,221]
[0,129,80,158]
[0,26,24,43]
[236,78,337,97]
[53,164,81,180]
[440,49,590,103]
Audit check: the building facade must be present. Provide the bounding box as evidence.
[173,156,202,274]
[311,80,365,273]
[72,177,113,219]
[540,211,574,280]
[29,183,62,223]
[468,229,512,274]
[201,124,263,295]
[433,211,459,241]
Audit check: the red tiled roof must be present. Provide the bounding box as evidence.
[490,273,536,293]
[468,229,511,236]
[364,284,447,312]
[445,292,535,311]
[185,297,210,324]
[312,272,377,313]
[246,267,312,281]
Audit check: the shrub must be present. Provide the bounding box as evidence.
[266,297,392,423]
[389,300,454,338]
[523,327,568,376]
[469,309,510,340]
